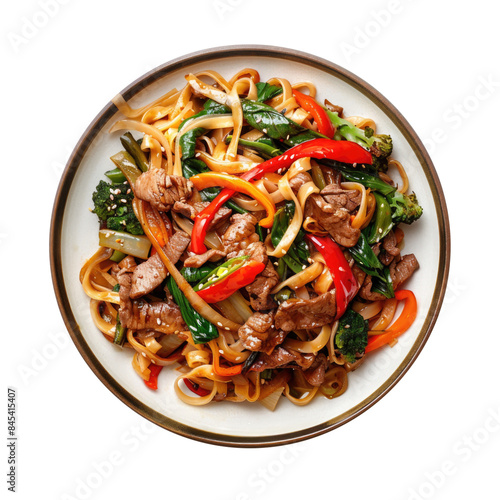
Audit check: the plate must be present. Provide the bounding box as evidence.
[50,45,450,447]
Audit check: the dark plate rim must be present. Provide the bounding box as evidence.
[50,44,451,448]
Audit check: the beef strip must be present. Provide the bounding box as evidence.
[134,170,193,212]
[183,214,259,268]
[250,347,316,372]
[289,172,313,192]
[173,201,232,229]
[235,241,279,311]
[305,193,360,247]
[116,264,187,334]
[245,261,279,310]
[392,253,419,287]
[238,311,286,353]
[302,353,329,387]
[183,248,226,268]
[358,253,420,301]
[129,231,190,298]
[222,213,259,256]
[274,290,337,332]
[379,230,400,266]
[321,183,362,212]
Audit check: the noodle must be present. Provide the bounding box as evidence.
[82,66,421,409]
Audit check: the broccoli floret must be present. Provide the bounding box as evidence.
[107,212,144,235]
[387,190,423,225]
[324,110,393,172]
[335,309,369,363]
[91,180,143,235]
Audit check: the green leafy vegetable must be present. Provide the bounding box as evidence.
[240,99,308,141]
[120,132,149,172]
[166,276,218,344]
[366,192,393,244]
[341,169,423,225]
[270,201,310,274]
[335,309,369,363]
[255,82,283,102]
[180,263,217,283]
[324,108,393,172]
[92,180,143,235]
[348,231,394,298]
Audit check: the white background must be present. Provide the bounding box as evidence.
[2,1,499,499]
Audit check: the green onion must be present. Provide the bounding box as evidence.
[98,229,151,260]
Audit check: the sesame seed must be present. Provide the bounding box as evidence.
[219,349,224,354]
[217,322,223,327]
[110,194,114,201]
[157,318,161,325]
[111,204,117,209]
[120,199,127,203]
[126,189,131,194]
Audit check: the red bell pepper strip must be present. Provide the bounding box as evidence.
[306,234,359,320]
[365,290,417,353]
[292,89,336,139]
[183,378,211,397]
[189,172,276,227]
[196,259,265,303]
[191,138,372,254]
[144,364,163,390]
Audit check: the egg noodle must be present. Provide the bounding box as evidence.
[80,68,421,410]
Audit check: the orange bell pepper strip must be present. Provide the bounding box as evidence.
[209,341,243,377]
[189,172,276,227]
[365,290,417,353]
[292,89,336,139]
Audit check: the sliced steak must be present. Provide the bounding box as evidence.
[358,253,419,301]
[117,263,186,334]
[302,353,329,387]
[305,193,360,247]
[392,253,419,288]
[238,311,286,353]
[222,213,258,256]
[274,290,337,332]
[250,347,315,372]
[245,261,279,311]
[135,170,193,212]
[173,201,232,229]
[183,248,226,268]
[129,231,190,298]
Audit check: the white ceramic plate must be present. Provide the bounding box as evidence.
[50,45,450,447]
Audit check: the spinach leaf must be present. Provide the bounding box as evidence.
[241,99,306,140]
[255,82,283,102]
[179,100,231,160]
[166,276,218,344]
[348,231,394,298]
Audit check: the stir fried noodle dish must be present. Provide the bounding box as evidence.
[80,68,422,409]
